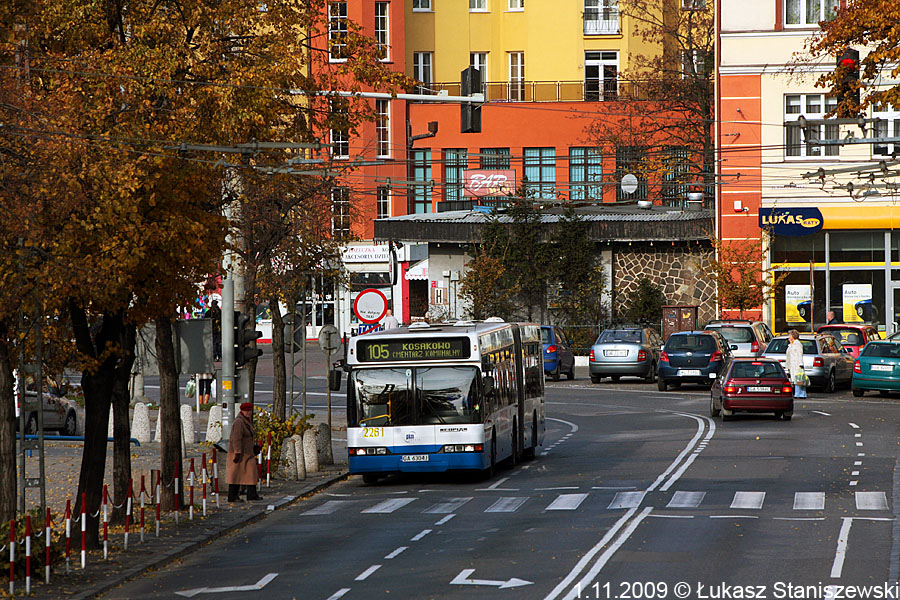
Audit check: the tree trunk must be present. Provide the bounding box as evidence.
[155,316,183,512]
[271,300,286,420]
[0,322,17,524]
[110,322,135,524]
[71,305,121,548]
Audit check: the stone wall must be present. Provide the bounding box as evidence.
[613,242,717,325]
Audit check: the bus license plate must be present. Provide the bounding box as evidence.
[871,364,893,371]
[401,454,429,463]
[677,369,701,376]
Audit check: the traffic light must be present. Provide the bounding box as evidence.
[460,66,482,133]
[835,47,860,117]
[235,312,263,367]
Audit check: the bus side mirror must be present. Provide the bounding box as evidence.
[482,375,494,395]
[329,370,342,391]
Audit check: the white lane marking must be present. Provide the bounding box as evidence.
[667,491,706,509]
[362,498,418,514]
[547,417,580,434]
[411,529,432,541]
[775,517,826,521]
[450,568,533,589]
[435,514,455,525]
[710,515,759,519]
[384,547,407,559]
[793,492,825,510]
[424,498,472,514]
[812,410,831,416]
[326,589,351,600]
[607,492,646,509]
[849,422,860,429]
[859,453,866,457]
[485,497,528,513]
[648,514,693,519]
[355,565,381,581]
[591,486,637,490]
[536,487,580,491]
[659,413,716,492]
[855,433,862,438]
[175,573,279,598]
[730,492,766,510]
[852,471,860,476]
[302,501,352,515]
[484,477,510,491]
[856,442,864,446]
[831,518,853,578]
[851,481,859,487]
[856,491,889,510]
[547,494,589,511]
[855,461,863,466]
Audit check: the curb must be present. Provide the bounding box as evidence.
[63,470,349,600]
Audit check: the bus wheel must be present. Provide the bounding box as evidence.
[510,420,519,467]
[523,414,537,460]
[486,434,497,478]
[362,473,380,485]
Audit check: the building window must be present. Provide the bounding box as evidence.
[873,104,900,157]
[785,0,838,26]
[509,0,524,10]
[329,99,349,159]
[784,94,839,158]
[524,147,556,200]
[569,147,602,202]
[480,148,511,204]
[376,99,390,158]
[376,186,390,219]
[411,149,432,214]
[470,52,488,93]
[444,149,468,203]
[413,52,433,93]
[585,51,618,101]
[328,1,348,60]
[682,0,705,9]
[584,0,618,35]
[662,147,690,206]
[470,0,487,11]
[616,146,648,201]
[375,2,390,60]
[332,187,351,240]
[508,52,525,101]
[681,50,710,78]
[413,0,431,10]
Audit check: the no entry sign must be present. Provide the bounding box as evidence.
[353,288,388,324]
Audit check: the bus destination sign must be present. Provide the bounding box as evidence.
[358,337,471,362]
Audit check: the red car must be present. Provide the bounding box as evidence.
[710,358,794,421]
[816,324,880,358]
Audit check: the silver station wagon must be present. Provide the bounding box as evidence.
[589,327,662,383]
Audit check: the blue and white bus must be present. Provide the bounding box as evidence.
[341,320,545,483]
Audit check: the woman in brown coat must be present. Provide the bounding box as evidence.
[227,402,262,501]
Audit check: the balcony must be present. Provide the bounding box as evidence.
[583,9,619,35]
[424,80,649,103]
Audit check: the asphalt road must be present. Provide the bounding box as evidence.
[100,376,900,600]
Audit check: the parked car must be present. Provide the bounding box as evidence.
[15,390,78,435]
[851,341,900,397]
[657,330,732,391]
[542,325,575,381]
[816,324,881,358]
[710,358,794,421]
[704,319,774,358]
[589,327,663,383]
[761,333,854,393]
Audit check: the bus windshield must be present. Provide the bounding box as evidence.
[352,366,481,427]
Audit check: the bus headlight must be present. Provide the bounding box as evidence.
[350,447,389,456]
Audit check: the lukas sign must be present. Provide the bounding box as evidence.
[759,207,823,236]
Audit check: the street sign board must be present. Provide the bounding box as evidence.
[353,288,388,324]
[318,325,340,354]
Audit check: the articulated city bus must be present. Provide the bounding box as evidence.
[340,320,545,483]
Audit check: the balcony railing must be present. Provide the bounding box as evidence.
[424,80,651,103]
[583,9,619,35]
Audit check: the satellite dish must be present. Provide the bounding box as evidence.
[621,174,639,195]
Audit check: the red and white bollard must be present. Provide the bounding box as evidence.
[44,507,51,584]
[201,453,208,517]
[212,447,220,509]
[9,518,15,596]
[80,492,87,570]
[25,515,31,594]
[140,474,147,543]
[174,461,181,525]
[155,471,161,538]
[266,432,272,487]
[64,499,71,574]
[124,480,133,550]
[188,458,196,521]
[102,485,109,560]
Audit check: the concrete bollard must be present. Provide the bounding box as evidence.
[180,405,195,445]
[293,434,307,480]
[316,423,333,466]
[205,405,222,443]
[279,437,298,480]
[131,403,151,444]
[302,429,318,474]
[152,409,162,443]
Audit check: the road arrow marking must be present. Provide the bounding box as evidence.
[450,569,533,589]
[175,573,278,597]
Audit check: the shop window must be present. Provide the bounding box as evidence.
[891,231,900,266]
[829,270,884,326]
[771,232,825,264]
[772,269,826,333]
[829,231,885,263]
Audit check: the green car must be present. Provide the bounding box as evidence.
[851,341,900,397]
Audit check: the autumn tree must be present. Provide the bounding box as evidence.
[706,236,787,319]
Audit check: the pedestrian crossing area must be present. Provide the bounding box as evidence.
[301,490,891,516]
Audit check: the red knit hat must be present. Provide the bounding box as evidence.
[239,402,253,411]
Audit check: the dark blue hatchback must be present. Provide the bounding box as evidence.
[542,325,575,381]
[657,330,731,391]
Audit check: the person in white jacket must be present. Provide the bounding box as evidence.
[785,329,806,399]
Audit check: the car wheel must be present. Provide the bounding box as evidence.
[657,379,667,392]
[709,396,720,417]
[63,410,77,436]
[552,366,560,382]
[362,473,381,485]
[781,410,793,421]
[644,363,656,383]
[852,388,864,397]
[721,407,733,422]
[567,364,575,380]
[611,375,620,382]
[590,375,601,384]
[824,370,836,394]
[879,390,889,397]
[25,414,38,435]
